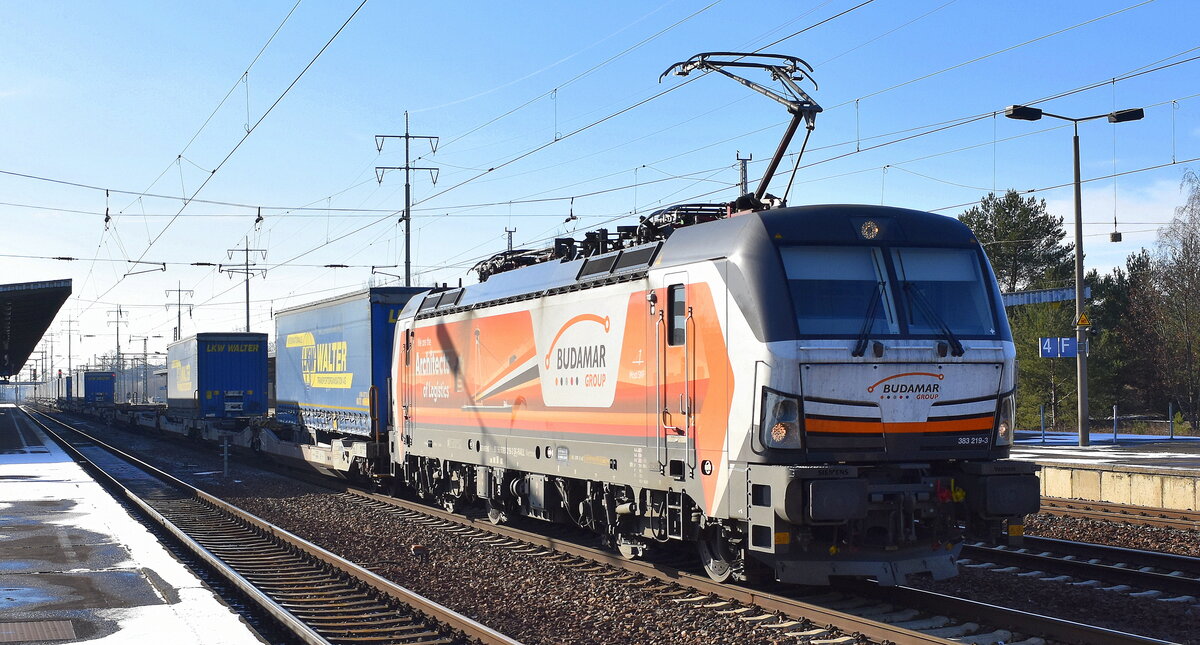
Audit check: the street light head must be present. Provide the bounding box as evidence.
[1004,105,1042,121]
[1108,108,1144,124]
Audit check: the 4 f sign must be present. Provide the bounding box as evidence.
[1040,336,1078,358]
[1040,336,1088,358]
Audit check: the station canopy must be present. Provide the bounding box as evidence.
[0,279,72,378]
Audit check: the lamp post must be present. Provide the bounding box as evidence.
[1004,104,1144,446]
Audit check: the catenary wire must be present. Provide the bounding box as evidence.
[82,0,370,314]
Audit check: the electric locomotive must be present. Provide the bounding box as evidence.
[390,201,1039,585]
[389,52,1037,586]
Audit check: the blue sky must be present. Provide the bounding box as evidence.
[2,0,1197,367]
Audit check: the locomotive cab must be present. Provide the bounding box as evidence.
[704,205,1040,585]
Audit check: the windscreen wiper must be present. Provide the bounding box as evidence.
[851,282,885,357]
[904,282,965,356]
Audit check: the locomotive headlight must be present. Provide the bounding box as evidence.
[995,393,1016,446]
[771,421,797,443]
[762,389,803,449]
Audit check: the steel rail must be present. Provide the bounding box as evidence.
[961,538,1200,597]
[41,414,949,645]
[1022,535,1200,574]
[22,407,331,645]
[836,580,1176,645]
[24,407,522,645]
[1041,497,1200,531]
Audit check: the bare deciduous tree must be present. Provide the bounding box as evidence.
[1154,170,1200,427]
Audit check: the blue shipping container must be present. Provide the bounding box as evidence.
[275,287,424,438]
[83,371,115,404]
[167,333,268,418]
[63,375,73,401]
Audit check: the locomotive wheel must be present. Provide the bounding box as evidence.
[485,500,508,525]
[697,525,736,583]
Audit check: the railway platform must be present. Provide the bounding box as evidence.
[0,404,263,644]
[1012,429,1200,512]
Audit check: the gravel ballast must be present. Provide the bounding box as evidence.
[56,415,1200,644]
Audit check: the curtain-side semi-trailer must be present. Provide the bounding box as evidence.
[83,371,115,405]
[69,369,88,399]
[160,332,268,437]
[268,286,425,478]
[151,369,167,403]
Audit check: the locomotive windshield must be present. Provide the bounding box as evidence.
[780,245,1000,339]
[780,246,899,336]
[891,247,996,337]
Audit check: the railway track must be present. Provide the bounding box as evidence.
[1040,497,1200,531]
[23,407,521,645]
[335,489,1180,645]
[961,536,1200,600]
[37,406,1178,645]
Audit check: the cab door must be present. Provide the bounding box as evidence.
[654,272,694,482]
[395,320,415,464]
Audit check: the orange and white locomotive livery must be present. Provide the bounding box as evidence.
[391,203,1039,585]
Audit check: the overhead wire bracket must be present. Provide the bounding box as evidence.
[123,260,166,277]
[371,265,404,281]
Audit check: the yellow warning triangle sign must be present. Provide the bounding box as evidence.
[1076,312,1092,327]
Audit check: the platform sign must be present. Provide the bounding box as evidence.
[1058,337,1077,357]
[1003,285,1091,307]
[1039,336,1078,358]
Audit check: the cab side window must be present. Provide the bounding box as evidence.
[668,284,686,346]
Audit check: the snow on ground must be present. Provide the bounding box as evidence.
[0,405,263,644]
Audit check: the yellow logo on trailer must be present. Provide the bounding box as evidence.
[289,332,354,389]
[172,361,193,393]
[286,332,315,348]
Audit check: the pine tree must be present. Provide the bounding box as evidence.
[959,190,1073,293]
